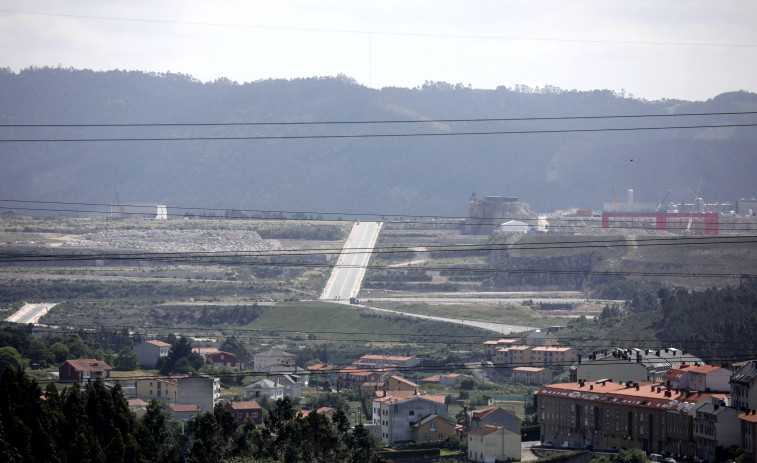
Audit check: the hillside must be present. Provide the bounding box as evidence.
[2,67,757,216]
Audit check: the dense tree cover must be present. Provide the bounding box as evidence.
[0,368,387,463]
[656,279,757,361]
[0,325,111,369]
[2,67,756,216]
[590,449,648,463]
[157,337,205,375]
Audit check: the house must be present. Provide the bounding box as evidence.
[127,398,148,418]
[420,373,472,388]
[693,399,740,463]
[469,407,520,434]
[338,366,396,390]
[254,350,295,371]
[687,364,731,393]
[193,348,241,369]
[381,376,419,397]
[307,363,337,385]
[169,404,201,420]
[496,345,532,367]
[244,379,284,401]
[513,367,552,385]
[732,361,757,410]
[537,380,719,455]
[225,400,263,425]
[372,395,448,445]
[298,406,341,422]
[259,364,309,385]
[133,340,171,368]
[270,374,304,398]
[467,425,521,462]
[531,346,577,366]
[176,374,220,414]
[413,415,456,443]
[663,364,693,389]
[525,330,559,347]
[135,377,179,403]
[59,359,112,385]
[570,347,702,383]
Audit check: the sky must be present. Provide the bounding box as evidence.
[1,1,757,101]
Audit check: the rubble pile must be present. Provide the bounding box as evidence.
[63,229,276,252]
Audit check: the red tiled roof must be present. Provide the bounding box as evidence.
[687,364,727,374]
[63,359,112,372]
[307,363,335,371]
[538,381,716,410]
[740,410,757,423]
[170,404,201,412]
[514,367,545,372]
[145,340,171,347]
[226,401,261,410]
[128,399,148,406]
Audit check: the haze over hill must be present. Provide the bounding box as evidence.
[2,67,757,217]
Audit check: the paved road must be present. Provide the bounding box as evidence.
[357,304,536,335]
[6,303,57,324]
[321,222,382,301]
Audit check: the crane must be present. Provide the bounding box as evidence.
[113,188,126,219]
[655,189,671,212]
[681,179,702,233]
[611,185,619,212]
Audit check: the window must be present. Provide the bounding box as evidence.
[430,422,436,431]
[439,433,444,440]
[409,410,414,416]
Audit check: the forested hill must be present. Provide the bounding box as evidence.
[2,67,757,216]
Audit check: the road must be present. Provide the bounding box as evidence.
[320,222,382,301]
[357,304,536,335]
[6,303,57,324]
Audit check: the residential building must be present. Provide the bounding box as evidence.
[244,379,284,401]
[570,347,702,383]
[467,425,521,462]
[127,398,148,418]
[420,373,472,388]
[531,346,578,366]
[133,340,171,368]
[298,407,343,422]
[177,374,220,414]
[372,395,448,445]
[169,404,201,420]
[59,359,112,385]
[662,364,692,390]
[525,330,559,347]
[513,367,553,385]
[688,364,731,393]
[353,355,421,370]
[537,380,717,455]
[495,345,532,366]
[193,348,241,369]
[271,374,304,398]
[484,339,518,360]
[381,376,419,397]
[225,400,263,425]
[739,410,757,463]
[693,400,740,463]
[338,366,396,390]
[469,406,520,434]
[135,377,179,403]
[254,349,295,371]
[413,415,456,443]
[732,361,757,410]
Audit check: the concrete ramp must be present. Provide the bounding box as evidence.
[320,222,382,301]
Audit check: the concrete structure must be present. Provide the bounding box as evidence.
[413,415,456,443]
[693,399,740,463]
[244,379,284,401]
[225,401,263,425]
[59,359,112,385]
[513,367,553,385]
[467,425,521,463]
[135,377,178,403]
[372,395,448,445]
[353,355,421,370]
[570,347,702,383]
[177,374,220,414]
[133,340,171,368]
[731,361,757,410]
[498,220,529,233]
[537,380,720,455]
[254,349,295,371]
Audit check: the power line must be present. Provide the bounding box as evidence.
[2,111,757,128]
[3,9,756,48]
[3,122,757,142]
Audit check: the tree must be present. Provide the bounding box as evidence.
[0,347,23,373]
[114,347,139,371]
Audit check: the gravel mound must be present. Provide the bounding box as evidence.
[63,229,275,252]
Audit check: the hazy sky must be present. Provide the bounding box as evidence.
[2,1,756,101]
